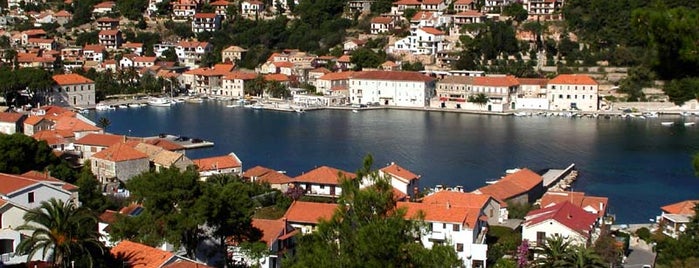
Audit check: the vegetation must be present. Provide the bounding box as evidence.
[486,226,522,266]
[532,235,605,268]
[0,133,78,181]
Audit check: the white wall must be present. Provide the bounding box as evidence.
[7,184,73,210]
[547,83,599,111]
[522,219,588,248]
[349,79,433,107]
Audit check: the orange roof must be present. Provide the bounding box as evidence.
[294,166,356,185]
[213,63,235,72]
[273,61,294,68]
[193,154,241,172]
[310,67,332,74]
[455,10,483,17]
[319,71,354,81]
[540,191,608,218]
[517,78,548,86]
[422,191,492,208]
[53,73,94,85]
[0,112,24,123]
[252,218,295,247]
[209,0,231,6]
[92,142,149,162]
[177,41,210,48]
[83,44,106,52]
[548,74,597,85]
[371,16,393,24]
[351,71,434,82]
[110,240,174,268]
[421,0,443,4]
[524,201,598,238]
[243,166,292,185]
[98,29,120,35]
[337,55,351,62]
[75,133,124,147]
[0,173,38,195]
[411,11,435,21]
[394,0,421,5]
[21,170,78,191]
[134,56,157,62]
[162,260,215,268]
[94,1,115,8]
[474,168,542,201]
[96,17,119,22]
[54,117,102,132]
[283,201,338,224]
[398,201,483,228]
[99,209,118,224]
[143,139,185,151]
[23,29,46,36]
[26,38,55,44]
[122,42,143,48]
[194,13,217,19]
[473,75,519,87]
[380,163,419,183]
[224,71,258,80]
[661,200,699,215]
[454,0,473,4]
[264,73,289,82]
[32,129,73,145]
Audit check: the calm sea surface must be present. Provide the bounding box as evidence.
[86,101,699,223]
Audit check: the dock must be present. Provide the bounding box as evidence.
[542,163,577,189]
[145,134,214,149]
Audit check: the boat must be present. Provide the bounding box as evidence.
[118,104,128,109]
[95,103,112,111]
[225,104,238,108]
[251,104,264,110]
[352,109,359,113]
[186,97,204,104]
[148,98,172,107]
[642,112,659,118]
[685,122,695,127]
[294,107,305,113]
[513,112,528,117]
[128,103,141,108]
[661,122,674,126]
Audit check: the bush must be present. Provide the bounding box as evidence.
[636,227,651,242]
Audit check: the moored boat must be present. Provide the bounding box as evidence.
[148,98,172,107]
[661,122,674,126]
[95,103,112,111]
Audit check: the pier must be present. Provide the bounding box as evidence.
[542,163,577,189]
[145,134,214,149]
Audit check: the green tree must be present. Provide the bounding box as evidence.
[285,156,461,267]
[116,0,148,20]
[245,75,267,97]
[96,117,111,131]
[76,161,108,211]
[17,198,104,267]
[371,0,392,14]
[533,235,571,267]
[502,2,528,22]
[350,47,384,70]
[563,245,606,268]
[468,93,489,106]
[0,133,62,174]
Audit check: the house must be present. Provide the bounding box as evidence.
[316,71,354,96]
[52,116,103,139]
[306,67,332,87]
[470,75,520,112]
[522,0,564,21]
[98,29,123,49]
[95,17,120,30]
[293,166,356,198]
[473,168,544,205]
[133,56,158,68]
[391,0,421,16]
[23,116,53,136]
[26,38,57,50]
[0,199,31,264]
[423,190,508,224]
[241,0,264,17]
[392,27,446,55]
[83,44,107,62]
[453,0,476,12]
[483,0,513,13]
[348,0,373,13]
[263,73,290,88]
[540,191,609,224]
[379,61,399,71]
[192,13,221,33]
[420,0,446,11]
[370,16,394,34]
[242,166,293,191]
[283,201,337,234]
[378,162,420,199]
[192,152,243,180]
[515,78,549,110]
[32,129,75,151]
[222,71,258,99]
[55,10,72,25]
[210,0,232,18]
[343,39,366,53]
[175,41,212,67]
[336,55,353,71]
[658,200,698,239]
[0,172,78,210]
[348,71,436,107]
[110,240,212,268]
[0,112,26,134]
[522,201,599,247]
[434,75,473,109]
[451,11,487,35]
[93,1,116,15]
[182,65,234,95]
[123,42,144,56]
[20,171,79,199]
[172,0,201,18]
[51,74,96,107]
[221,45,247,63]
[547,74,599,111]
[21,29,46,45]
[229,219,297,268]
[90,142,150,183]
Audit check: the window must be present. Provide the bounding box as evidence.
[456,243,464,252]
[28,192,35,203]
[443,223,446,229]
[536,231,546,246]
[453,224,459,231]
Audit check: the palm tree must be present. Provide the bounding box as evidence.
[16,198,104,267]
[563,245,607,268]
[533,235,572,267]
[96,117,111,132]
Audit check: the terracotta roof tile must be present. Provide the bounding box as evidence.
[24,116,47,126]
[162,259,215,268]
[98,29,120,36]
[92,142,149,162]
[351,71,435,82]
[439,75,473,84]
[422,191,492,208]
[455,10,483,17]
[283,201,338,224]
[264,73,289,82]
[209,0,231,6]
[143,138,185,151]
[419,27,445,35]
[661,200,699,215]
[0,112,24,123]
[251,218,295,247]
[54,117,101,132]
[380,163,419,183]
[294,166,356,185]
[524,201,598,238]
[517,78,548,86]
[319,71,354,81]
[32,130,72,145]
[99,210,118,224]
[243,166,293,185]
[53,74,94,85]
[110,240,174,268]
[224,71,258,80]
[94,1,116,9]
[540,191,608,218]
[194,13,217,19]
[473,75,519,87]
[193,154,241,172]
[398,201,483,228]
[0,173,38,195]
[474,168,542,201]
[75,133,124,147]
[548,74,597,85]
[371,16,393,24]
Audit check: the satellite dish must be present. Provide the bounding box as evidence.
[680,225,686,232]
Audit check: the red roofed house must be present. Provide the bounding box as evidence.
[51,73,96,107]
[391,26,446,55]
[95,17,120,30]
[74,133,125,161]
[283,201,338,234]
[23,116,53,136]
[221,71,257,98]
[540,191,609,224]
[175,41,212,67]
[0,172,78,210]
[547,74,599,111]
[349,71,436,107]
[32,129,75,151]
[98,29,123,49]
[240,0,264,17]
[192,152,243,180]
[192,13,221,33]
[453,0,476,11]
[522,201,600,247]
[228,219,297,268]
[515,77,550,110]
[370,16,394,34]
[93,1,116,14]
[658,200,699,239]
[210,0,232,18]
[293,166,356,197]
[473,168,544,205]
[243,166,292,191]
[523,0,564,21]
[0,112,26,134]
[90,142,150,183]
[53,116,102,139]
[221,45,247,63]
[470,75,520,112]
[0,199,31,264]
[377,162,420,199]
[316,71,353,95]
[111,240,211,268]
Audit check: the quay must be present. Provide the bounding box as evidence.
[542,163,577,189]
[145,134,214,149]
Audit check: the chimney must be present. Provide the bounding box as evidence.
[599,202,603,211]
[282,217,288,235]
[123,135,126,142]
[446,201,451,209]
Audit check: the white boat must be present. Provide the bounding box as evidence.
[118,104,128,109]
[128,103,141,108]
[513,112,528,117]
[352,109,359,113]
[95,103,112,111]
[174,98,185,103]
[251,104,264,110]
[642,112,659,118]
[294,107,305,113]
[661,122,674,126]
[685,122,695,127]
[186,98,204,104]
[225,104,238,108]
[148,98,172,107]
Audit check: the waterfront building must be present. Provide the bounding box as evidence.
[221,45,247,63]
[192,153,243,180]
[473,168,544,205]
[377,162,420,199]
[470,75,519,112]
[546,74,599,111]
[317,71,354,96]
[293,166,356,198]
[183,64,235,95]
[51,73,96,107]
[0,112,25,135]
[192,13,221,33]
[658,200,698,239]
[283,201,338,234]
[90,142,150,183]
[540,191,609,224]
[307,67,332,87]
[349,71,435,107]
[515,78,549,110]
[229,219,297,268]
[522,201,599,247]
[243,166,293,192]
[434,75,472,109]
[222,71,258,98]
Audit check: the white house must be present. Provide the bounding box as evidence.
[392,27,446,55]
[283,201,337,234]
[192,153,243,180]
[98,29,123,50]
[74,133,125,162]
[0,112,25,135]
[378,162,420,199]
[229,219,297,268]
[658,200,698,239]
[349,71,436,107]
[222,71,258,99]
[175,41,212,67]
[241,0,264,17]
[469,75,519,112]
[547,74,599,111]
[0,172,77,210]
[83,44,107,62]
[51,74,96,107]
[293,166,356,198]
[522,201,599,248]
[370,16,394,34]
[192,13,221,33]
[515,78,549,110]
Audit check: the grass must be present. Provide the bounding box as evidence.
[253,206,287,220]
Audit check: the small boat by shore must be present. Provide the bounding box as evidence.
[128,103,141,108]
[118,104,128,109]
[352,109,359,113]
[661,122,674,126]
[148,98,172,107]
[186,98,204,104]
[95,103,113,111]
[685,122,695,127]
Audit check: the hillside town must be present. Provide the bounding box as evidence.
[1,0,698,267]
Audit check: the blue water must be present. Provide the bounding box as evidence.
[86,102,699,223]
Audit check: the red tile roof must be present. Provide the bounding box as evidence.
[32,130,72,145]
[351,71,434,82]
[473,75,519,87]
[224,71,258,80]
[24,116,47,126]
[393,0,421,5]
[0,112,24,123]
[54,117,102,132]
[524,201,598,238]
[162,260,215,268]
[98,29,120,36]
[548,74,597,85]
[177,41,210,48]
[110,240,174,268]
[22,29,47,36]
[474,168,542,201]
[411,11,435,21]
[294,166,356,185]
[92,142,149,162]
[398,201,483,228]
[143,138,185,151]
[371,16,393,24]
[99,209,118,224]
[75,133,124,147]
[83,44,106,52]
[380,163,419,183]
[209,0,231,6]
[455,10,483,17]
[319,71,354,81]
[419,27,445,35]
[310,67,332,74]
[93,1,115,8]
[252,218,296,247]
[96,17,119,22]
[264,73,289,82]
[193,154,241,172]
[454,0,473,4]
[0,173,38,195]
[53,74,94,85]
[661,200,699,215]
[540,191,608,218]
[194,13,217,19]
[283,201,338,224]
[517,78,548,86]
[422,191,492,208]
[243,166,293,185]
[21,170,78,191]
[273,61,294,68]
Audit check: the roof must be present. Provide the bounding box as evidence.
[371,16,393,24]
[75,133,124,147]
[193,154,241,172]
[130,142,165,159]
[53,74,94,85]
[283,201,338,224]
[83,44,106,52]
[153,150,187,167]
[398,201,483,228]
[473,75,519,87]
[294,166,356,185]
[524,201,598,238]
[411,11,435,21]
[393,0,421,5]
[517,78,548,86]
[252,218,296,247]
[224,71,258,80]
[93,1,115,9]
[264,73,289,82]
[194,13,217,19]
[0,112,24,123]
[99,210,118,224]
[177,41,210,48]
[96,17,119,22]
[273,61,294,68]
[143,139,185,151]
[162,259,215,268]
[110,240,174,268]
[98,29,120,35]
[92,142,149,162]
[243,166,292,185]
[439,75,473,84]
[209,0,231,6]
[548,74,598,85]
[319,71,354,81]
[54,117,102,132]
[422,191,493,209]
[32,129,73,145]
[310,67,332,74]
[22,29,46,36]
[20,170,78,192]
[0,173,39,195]
[455,10,483,17]
[474,168,543,201]
[540,191,608,218]
[661,200,699,215]
[419,27,445,35]
[351,71,434,82]
[123,42,143,48]
[223,45,247,52]
[380,163,419,183]
[454,0,473,4]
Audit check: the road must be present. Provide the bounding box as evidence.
[623,237,655,268]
